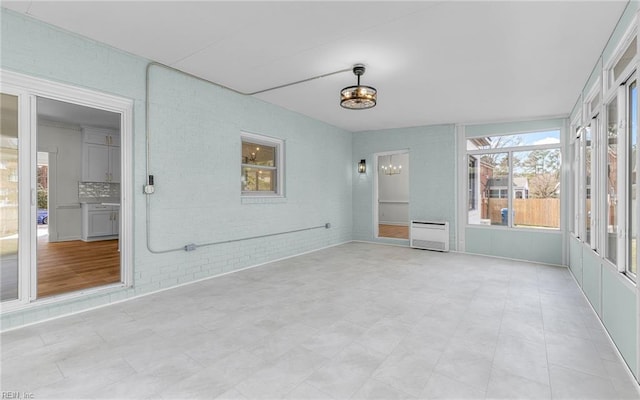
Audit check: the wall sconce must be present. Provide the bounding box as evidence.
[358,159,367,173]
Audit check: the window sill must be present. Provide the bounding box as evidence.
[466,224,562,233]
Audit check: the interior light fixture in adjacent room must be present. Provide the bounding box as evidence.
[381,154,402,175]
[358,159,367,173]
[340,64,377,110]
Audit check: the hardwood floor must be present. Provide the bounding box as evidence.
[37,234,120,298]
[378,224,409,239]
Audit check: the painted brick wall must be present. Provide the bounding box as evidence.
[1,9,352,329]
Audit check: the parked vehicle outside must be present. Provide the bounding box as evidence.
[37,209,48,225]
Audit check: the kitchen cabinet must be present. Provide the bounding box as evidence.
[81,204,119,240]
[82,127,120,183]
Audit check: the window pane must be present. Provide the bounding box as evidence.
[512,149,561,229]
[468,153,509,225]
[585,124,593,245]
[613,37,637,83]
[467,130,560,150]
[241,141,275,167]
[468,157,477,210]
[629,80,637,277]
[1,93,19,302]
[242,166,275,192]
[606,97,618,264]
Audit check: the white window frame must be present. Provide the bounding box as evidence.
[0,69,134,313]
[571,112,583,239]
[240,131,284,197]
[605,22,638,93]
[584,81,602,252]
[466,129,562,230]
[603,25,638,281]
[602,89,624,269]
[623,74,638,281]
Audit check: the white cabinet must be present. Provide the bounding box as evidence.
[81,204,119,240]
[82,127,120,183]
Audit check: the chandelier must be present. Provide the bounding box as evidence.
[381,154,402,175]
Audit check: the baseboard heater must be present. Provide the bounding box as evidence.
[410,220,449,252]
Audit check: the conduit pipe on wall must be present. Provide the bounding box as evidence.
[144,62,340,253]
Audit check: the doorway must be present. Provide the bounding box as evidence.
[0,70,132,310]
[36,97,121,298]
[375,151,410,239]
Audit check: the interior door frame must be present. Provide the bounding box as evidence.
[373,149,410,240]
[0,69,134,312]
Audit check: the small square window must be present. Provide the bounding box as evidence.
[241,132,284,196]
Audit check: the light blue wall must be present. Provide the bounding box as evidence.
[581,248,602,316]
[569,239,638,376]
[352,124,457,248]
[1,9,352,329]
[569,236,583,286]
[602,265,638,377]
[465,228,563,266]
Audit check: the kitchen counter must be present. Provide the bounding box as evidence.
[79,197,120,204]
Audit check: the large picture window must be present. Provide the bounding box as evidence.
[241,132,284,196]
[467,130,561,229]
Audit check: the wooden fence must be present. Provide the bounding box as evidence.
[483,198,560,228]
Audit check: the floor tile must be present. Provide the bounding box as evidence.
[421,372,486,399]
[549,364,618,399]
[432,346,494,391]
[234,346,328,399]
[352,378,414,399]
[372,343,440,396]
[285,382,335,399]
[300,320,366,358]
[1,243,637,400]
[486,368,551,399]
[304,342,386,398]
[492,333,549,386]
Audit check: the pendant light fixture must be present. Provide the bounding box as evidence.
[340,64,377,110]
[381,154,402,175]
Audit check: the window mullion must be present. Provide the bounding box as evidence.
[617,86,627,272]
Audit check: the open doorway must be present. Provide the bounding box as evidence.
[36,97,121,298]
[375,151,410,239]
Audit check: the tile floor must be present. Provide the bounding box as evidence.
[2,242,640,399]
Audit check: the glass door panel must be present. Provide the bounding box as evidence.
[629,81,637,278]
[1,93,20,302]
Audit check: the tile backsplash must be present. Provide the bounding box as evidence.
[78,181,120,202]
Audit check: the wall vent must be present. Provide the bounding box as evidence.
[410,220,449,252]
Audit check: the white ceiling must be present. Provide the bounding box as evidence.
[3,1,629,132]
[37,97,121,129]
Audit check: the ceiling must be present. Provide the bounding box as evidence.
[37,97,121,130]
[3,1,629,132]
